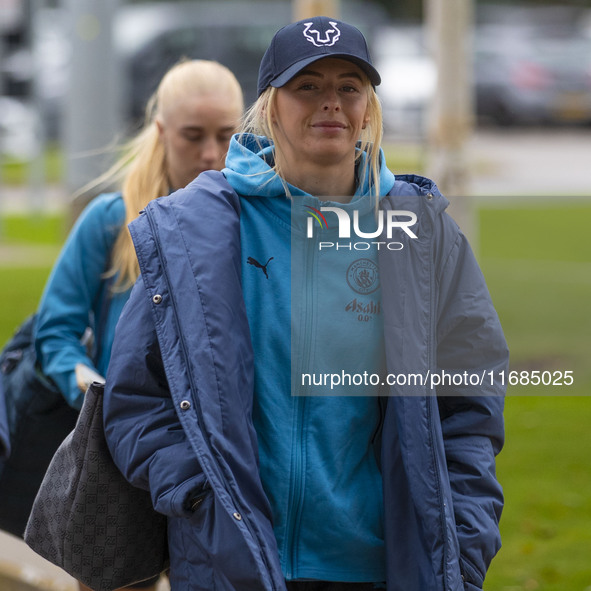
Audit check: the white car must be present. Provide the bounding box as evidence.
[373,25,436,139]
[0,97,38,158]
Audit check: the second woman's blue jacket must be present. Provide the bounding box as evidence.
[35,193,128,408]
[104,170,508,591]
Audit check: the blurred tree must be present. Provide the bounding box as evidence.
[293,0,340,19]
[424,0,475,244]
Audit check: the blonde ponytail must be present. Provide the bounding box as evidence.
[102,59,242,291]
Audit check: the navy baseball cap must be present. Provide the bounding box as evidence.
[257,16,381,96]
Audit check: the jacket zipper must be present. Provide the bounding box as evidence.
[422,194,452,590]
[285,394,306,579]
[284,231,316,579]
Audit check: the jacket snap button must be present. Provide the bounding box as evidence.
[232,512,242,521]
[426,192,434,201]
[180,400,191,410]
[152,294,163,304]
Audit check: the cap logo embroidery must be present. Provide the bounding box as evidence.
[302,21,341,47]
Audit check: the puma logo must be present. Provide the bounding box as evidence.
[247,256,274,279]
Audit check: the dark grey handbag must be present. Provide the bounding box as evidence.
[0,314,79,537]
[24,381,169,591]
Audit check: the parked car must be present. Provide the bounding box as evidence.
[117,0,386,121]
[474,26,591,126]
[373,25,436,138]
[0,96,38,158]
[374,18,591,136]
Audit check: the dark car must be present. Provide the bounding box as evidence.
[474,25,591,126]
[374,19,591,136]
[115,0,387,122]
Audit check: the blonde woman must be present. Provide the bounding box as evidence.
[34,59,243,591]
[104,17,508,591]
[36,59,243,406]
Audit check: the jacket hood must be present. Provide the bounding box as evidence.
[222,133,396,200]
[385,172,450,220]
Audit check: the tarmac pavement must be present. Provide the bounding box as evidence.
[0,530,76,591]
[1,129,591,218]
[0,530,171,591]
[466,127,591,199]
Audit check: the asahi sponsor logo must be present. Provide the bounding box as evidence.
[345,297,381,322]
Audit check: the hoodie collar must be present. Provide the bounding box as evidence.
[222,134,396,202]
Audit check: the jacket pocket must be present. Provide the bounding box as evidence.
[170,492,268,591]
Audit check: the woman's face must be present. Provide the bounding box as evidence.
[271,57,370,174]
[158,92,241,190]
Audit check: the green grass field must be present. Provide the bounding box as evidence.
[0,145,63,186]
[0,214,63,337]
[478,202,591,590]
[1,202,590,590]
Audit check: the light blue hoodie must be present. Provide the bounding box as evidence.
[223,134,395,582]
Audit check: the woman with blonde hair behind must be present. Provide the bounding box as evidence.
[33,59,243,591]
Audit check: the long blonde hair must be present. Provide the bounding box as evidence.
[240,76,383,197]
[102,59,243,291]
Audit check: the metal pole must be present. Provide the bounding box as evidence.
[424,0,476,245]
[63,0,123,217]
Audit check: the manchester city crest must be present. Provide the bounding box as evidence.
[346,258,379,295]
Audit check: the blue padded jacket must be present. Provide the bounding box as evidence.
[104,169,508,591]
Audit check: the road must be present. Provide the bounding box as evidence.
[467,128,591,199]
[1,129,591,217]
